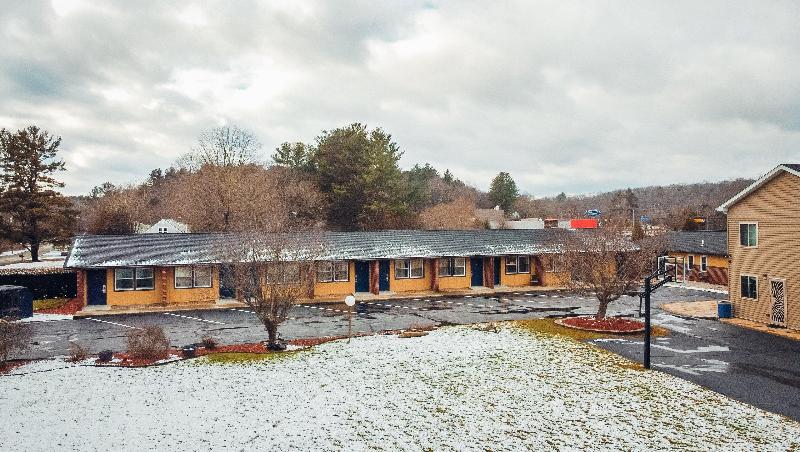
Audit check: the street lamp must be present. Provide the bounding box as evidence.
[345,295,356,343]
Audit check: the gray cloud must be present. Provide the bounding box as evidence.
[1,0,799,196]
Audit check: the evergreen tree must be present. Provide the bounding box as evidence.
[312,123,410,230]
[0,126,76,261]
[271,142,313,172]
[404,163,439,212]
[488,172,519,212]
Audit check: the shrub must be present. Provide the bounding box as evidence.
[126,325,170,360]
[0,317,32,364]
[68,341,89,362]
[201,336,218,350]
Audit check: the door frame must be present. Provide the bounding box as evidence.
[86,269,107,306]
[378,260,390,292]
[470,257,484,287]
[769,278,787,327]
[354,261,370,293]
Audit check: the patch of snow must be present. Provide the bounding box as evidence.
[652,344,730,354]
[657,359,730,376]
[0,248,27,256]
[0,258,65,270]
[0,327,798,450]
[17,313,74,322]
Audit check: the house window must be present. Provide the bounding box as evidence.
[546,256,565,273]
[265,263,300,284]
[740,275,757,299]
[175,266,213,288]
[395,258,424,279]
[739,223,758,247]
[687,255,694,270]
[700,256,708,273]
[318,261,349,282]
[115,267,154,291]
[505,256,530,274]
[438,257,466,277]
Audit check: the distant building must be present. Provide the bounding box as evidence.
[136,219,190,234]
[504,218,598,230]
[661,231,728,286]
[474,207,506,229]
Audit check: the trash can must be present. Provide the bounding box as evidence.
[0,285,34,319]
[717,301,732,319]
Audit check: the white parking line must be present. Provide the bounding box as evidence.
[164,312,225,325]
[85,317,142,330]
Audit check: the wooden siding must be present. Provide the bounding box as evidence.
[389,259,433,292]
[499,256,532,287]
[313,261,356,298]
[105,266,219,306]
[437,259,472,291]
[727,171,800,330]
[668,252,729,286]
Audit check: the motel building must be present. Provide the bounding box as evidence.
[64,229,582,310]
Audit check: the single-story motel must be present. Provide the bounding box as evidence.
[65,229,579,309]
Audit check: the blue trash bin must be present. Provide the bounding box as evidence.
[717,302,732,319]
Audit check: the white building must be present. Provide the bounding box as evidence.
[136,219,190,234]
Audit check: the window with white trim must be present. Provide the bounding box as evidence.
[505,256,530,274]
[438,257,466,277]
[687,255,694,270]
[700,256,708,273]
[265,263,300,284]
[318,261,349,282]
[740,275,757,299]
[174,266,213,289]
[739,223,758,247]
[115,267,154,291]
[546,256,565,273]
[395,258,424,279]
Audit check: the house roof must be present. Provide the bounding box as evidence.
[64,229,631,268]
[664,231,727,256]
[717,164,800,213]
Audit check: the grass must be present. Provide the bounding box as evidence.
[33,298,70,311]
[196,351,300,365]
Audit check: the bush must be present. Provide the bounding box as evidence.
[201,336,218,350]
[68,341,89,362]
[0,317,32,364]
[126,325,170,360]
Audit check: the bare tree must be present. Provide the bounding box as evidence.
[562,222,662,319]
[178,125,263,170]
[419,196,481,230]
[0,318,32,366]
[223,232,320,350]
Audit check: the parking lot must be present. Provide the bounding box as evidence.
[24,286,723,360]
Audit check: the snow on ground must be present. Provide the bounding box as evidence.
[1,326,798,451]
[0,258,64,270]
[17,313,73,322]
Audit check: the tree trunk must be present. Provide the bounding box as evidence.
[266,322,278,347]
[30,242,39,262]
[595,299,610,320]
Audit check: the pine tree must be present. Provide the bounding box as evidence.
[488,172,519,212]
[0,126,76,261]
[271,142,313,172]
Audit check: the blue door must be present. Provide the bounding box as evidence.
[379,260,390,291]
[87,269,107,305]
[355,261,370,292]
[494,257,501,285]
[470,257,483,286]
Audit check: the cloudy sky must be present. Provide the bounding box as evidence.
[1,1,799,196]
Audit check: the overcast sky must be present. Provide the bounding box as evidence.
[1,1,799,196]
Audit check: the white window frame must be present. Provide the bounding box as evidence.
[505,256,530,275]
[545,255,565,273]
[193,266,214,288]
[115,267,154,291]
[333,261,349,282]
[174,266,213,289]
[395,258,425,279]
[739,222,758,247]
[319,261,349,283]
[438,257,466,277]
[700,255,708,273]
[174,267,194,289]
[740,274,758,300]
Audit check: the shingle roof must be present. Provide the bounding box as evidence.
[64,229,607,268]
[783,163,800,172]
[664,231,727,256]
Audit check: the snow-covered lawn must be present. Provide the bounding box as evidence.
[1,326,798,451]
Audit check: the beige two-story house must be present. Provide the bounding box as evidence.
[718,163,800,330]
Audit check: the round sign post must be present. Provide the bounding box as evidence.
[344,295,356,343]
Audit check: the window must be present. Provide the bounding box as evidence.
[505,256,530,274]
[265,263,300,284]
[740,275,757,299]
[546,256,565,273]
[395,258,424,279]
[175,267,193,288]
[318,261,349,282]
[687,255,694,270]
[115,267,154,291]
[438,257,466,277]
[739,223,758,247]
[700,256,708,273]
[175,266,213,289]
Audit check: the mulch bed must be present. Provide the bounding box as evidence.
[556,316,645,333]
[37,297,82,315]
[0,360,32,374]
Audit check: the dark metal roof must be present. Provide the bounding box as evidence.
[783,163,800,172]
[664,231,727,256]
[65,229,600,268]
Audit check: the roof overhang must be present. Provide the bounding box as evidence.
[717,164,800,214]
